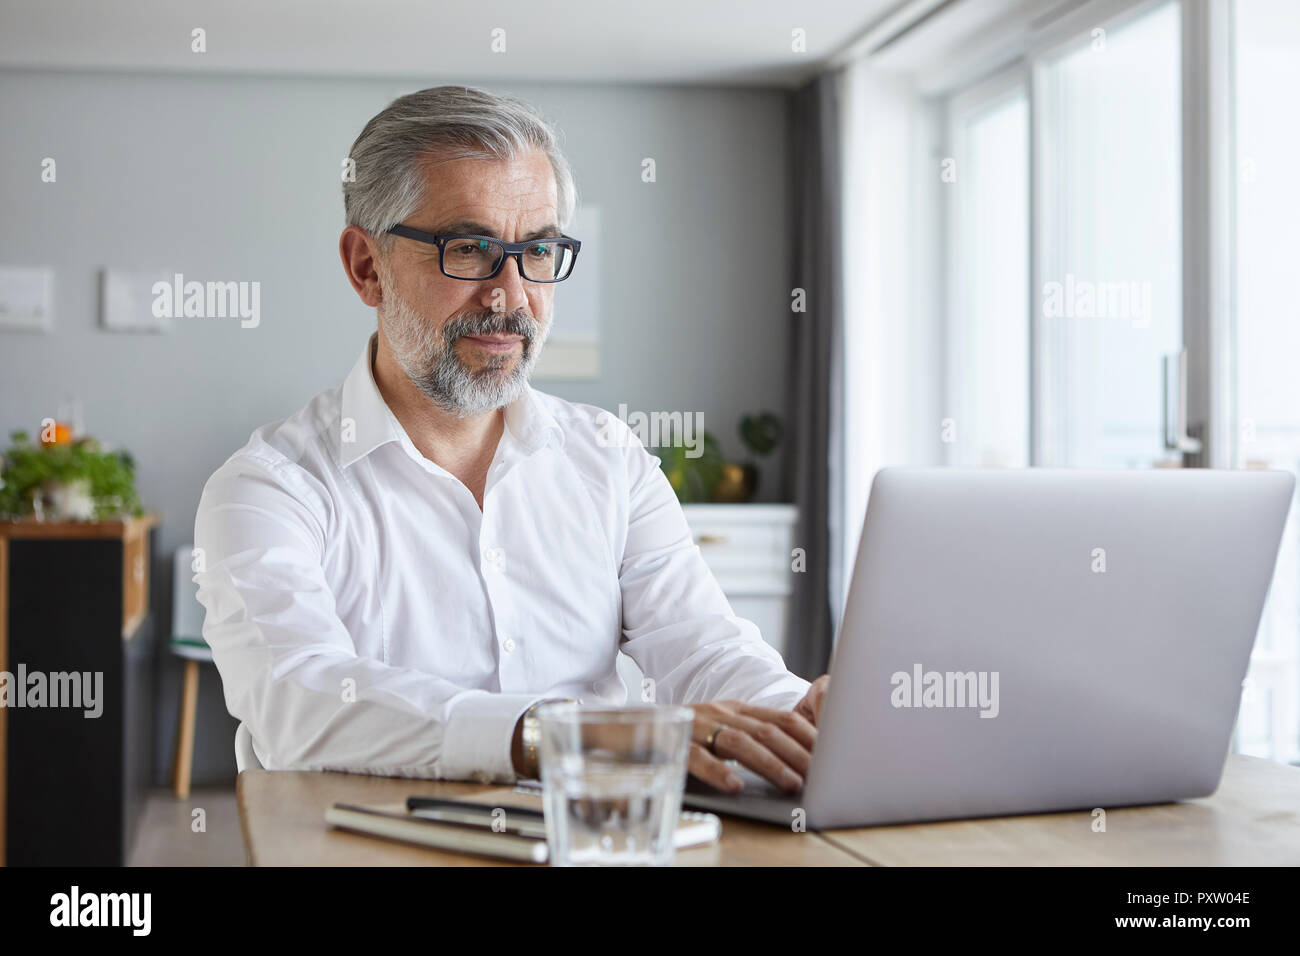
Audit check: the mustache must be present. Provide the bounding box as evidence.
[443,310,539,344]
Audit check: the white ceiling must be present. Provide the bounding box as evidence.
[0,0,904,87]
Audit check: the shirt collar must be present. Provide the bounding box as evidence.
[338,332,564,468]
[504,379,566,455]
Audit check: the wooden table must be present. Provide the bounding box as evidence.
[238,754,1300,866]
[238,770,864,866]
[821,754,1300,866]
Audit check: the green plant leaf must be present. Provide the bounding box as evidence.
[740,412,783,457]
[653,429,725,504]
[0,434,142,519]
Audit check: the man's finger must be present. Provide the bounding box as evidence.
[722,712,814,775]
[688,742,742,792]
[712,725,803,793]
[734,703,817,751]
[689,701,741,746]
[809,676,830,723]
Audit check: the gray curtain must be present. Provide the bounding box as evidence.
[784,70,844,679]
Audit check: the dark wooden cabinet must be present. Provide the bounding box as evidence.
[0,515,158,866]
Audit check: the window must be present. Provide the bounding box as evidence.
[1035,1,1182,468]
[1231,0,1300,763]
[946,82,1029,467]
[856,0,1299,763]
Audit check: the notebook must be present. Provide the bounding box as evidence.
[325,785,722,864]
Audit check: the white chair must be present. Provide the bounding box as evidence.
[170,543,216,798]
[234,721,263,772]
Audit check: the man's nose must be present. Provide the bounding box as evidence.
[479,255,531,314]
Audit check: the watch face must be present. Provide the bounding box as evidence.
[523,711,544,747]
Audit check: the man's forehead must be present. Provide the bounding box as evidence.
[415,152,558,235]
[430,218,562,241]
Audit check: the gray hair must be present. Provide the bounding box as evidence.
[343,85,577,254]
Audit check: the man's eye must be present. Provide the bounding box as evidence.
[528,244,553,258]
[449,241,492,257]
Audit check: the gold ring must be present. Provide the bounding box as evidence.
[705,723,727,755]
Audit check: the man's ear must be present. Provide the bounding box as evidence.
[340,225,384,308]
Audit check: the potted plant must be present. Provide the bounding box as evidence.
[0,426,142,521]
[655,429,726,504]
[711,411,784,503]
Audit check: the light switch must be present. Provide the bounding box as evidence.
[101,269,169,333]
[0,265,53,332]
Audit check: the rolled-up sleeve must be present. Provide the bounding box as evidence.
[194,452,542,780]
[614,432,811,711]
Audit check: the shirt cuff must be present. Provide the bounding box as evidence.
[747,679,813,712]
[434,697,540,785]
[440,692,546,783]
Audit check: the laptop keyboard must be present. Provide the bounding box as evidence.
[685,764,798,799]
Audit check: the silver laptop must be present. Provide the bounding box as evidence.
[683,467,1295,829]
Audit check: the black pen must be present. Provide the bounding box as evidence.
[404,796,549,836]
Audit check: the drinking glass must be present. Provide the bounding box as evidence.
[537,703,694,866]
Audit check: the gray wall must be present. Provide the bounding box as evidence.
[0,69,793,784]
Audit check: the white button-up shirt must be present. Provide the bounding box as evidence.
[194,333,809,781]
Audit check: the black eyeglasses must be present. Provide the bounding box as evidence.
[385,224,581,282]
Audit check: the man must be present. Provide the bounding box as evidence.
[194,85,829,794]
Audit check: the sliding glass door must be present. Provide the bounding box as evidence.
[1033,1,1183,469]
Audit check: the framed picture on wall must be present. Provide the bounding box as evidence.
[534,204,600,381]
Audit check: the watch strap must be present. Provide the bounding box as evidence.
[521,697,576,779]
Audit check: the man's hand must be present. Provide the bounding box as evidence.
[794,674,830,727]
[687,700,812,794]
[687,675,831,794]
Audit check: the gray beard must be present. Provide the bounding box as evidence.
[380,286,549,418]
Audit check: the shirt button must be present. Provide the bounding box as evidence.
[483,546,505,571]
[502,637,516,653]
